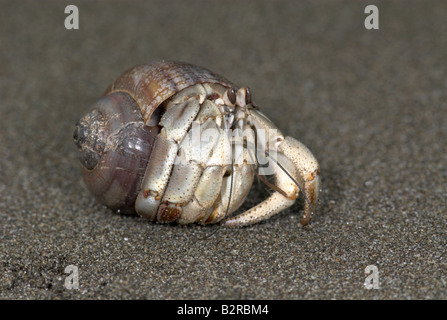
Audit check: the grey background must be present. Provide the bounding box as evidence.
[0,0,446,299]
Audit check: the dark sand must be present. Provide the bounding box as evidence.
[0,1,446,299]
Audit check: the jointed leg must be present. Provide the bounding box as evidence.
[222,135,320,227]
[278,136,320,225]
[222,153,299,227]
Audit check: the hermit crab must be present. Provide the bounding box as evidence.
[73,61,320,227]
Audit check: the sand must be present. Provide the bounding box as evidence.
[0,0,446,299]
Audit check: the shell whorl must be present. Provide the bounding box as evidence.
[106,60,236,125]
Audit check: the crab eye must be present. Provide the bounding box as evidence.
[245,87,252,105]
[224,87,236,105]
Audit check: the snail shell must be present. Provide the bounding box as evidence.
[73,61,236,214]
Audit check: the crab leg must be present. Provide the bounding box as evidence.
[278,136,320,225]
[223,135,320,227]
[134,97,201,220]
[222,152,299,227]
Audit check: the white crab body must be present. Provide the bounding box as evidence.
[134,83,320,226]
